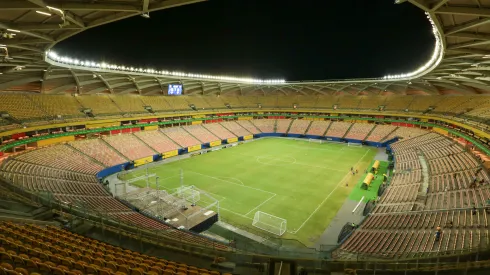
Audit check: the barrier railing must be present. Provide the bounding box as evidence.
[2,175,490,273]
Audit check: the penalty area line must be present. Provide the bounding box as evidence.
[288,149,370,234]
[245,193,277,216]
[220,207,253,220]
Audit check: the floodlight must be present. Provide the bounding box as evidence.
[36,11,52,16]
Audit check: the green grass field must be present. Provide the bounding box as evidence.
[120,138,377,245]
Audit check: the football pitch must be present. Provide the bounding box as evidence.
[120,138,377,245]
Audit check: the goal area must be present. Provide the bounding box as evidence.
[252,211,287,236]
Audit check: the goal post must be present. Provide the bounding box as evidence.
[348,142,363,147]
[252,211,287,236]
[308,139,325,144]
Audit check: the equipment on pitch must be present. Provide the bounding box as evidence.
[252,211,287,236]
[176,185,201,205]
[308,139,325,144]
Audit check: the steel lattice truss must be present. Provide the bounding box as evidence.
[1,0,490,96]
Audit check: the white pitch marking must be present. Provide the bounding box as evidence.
[245,193,277,216]
[186,170,276,195]
[288,149,371,234]
[281,144,343,152]
[218,177,245,186]
[243,153,350,172]
[220,207,254,220]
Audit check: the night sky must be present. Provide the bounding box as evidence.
[54,0,434,81]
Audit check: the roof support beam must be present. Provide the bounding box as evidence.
[430,0,450,11]
[436,7,490,17]
[41,66,51,93]
[10,23,80,31]
[143,0,150,13]
[27,0,86,28]
[447,48,490,55]
[446,32,490,40]
[57,3,140,12]
[71,70,81,92]
[2,43,43,53]
[0,22,54,41]
[128,75,141,93]
[64,11,86,28]
[445,18,490,35]
[444,53,482,60]
[447,40,490,50]
[97,75,113,93]
[1,38,51,45]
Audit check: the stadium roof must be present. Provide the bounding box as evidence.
[0,0,490,96]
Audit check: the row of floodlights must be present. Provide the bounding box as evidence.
[45,14,442,84]
[46,51,286,84]
[383,13,443,80]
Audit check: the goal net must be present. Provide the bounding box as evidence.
[252,211,287,236]
[348,142,363,147]
[308,139,325,144]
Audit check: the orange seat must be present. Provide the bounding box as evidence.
[0,252,12,263]
[0,263,13,270]
[150,266,163,274]
[85,264,98,274]
[118,264,130,273]
[14,268,29,275]
[131,268,144,275]
[99,268,112,275]
[38,262,52,273]
[52,267,66,275]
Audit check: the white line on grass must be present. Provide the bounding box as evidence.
[203,191,227,202]
[281,144,343,152]
[218,177,245,186]
[288,149,371,234]
[243,153,347,172]
[186,170,276,195]
[245,193,277,216]
[220,207,254,220]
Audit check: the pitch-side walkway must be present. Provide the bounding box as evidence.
[314,148,389,250]
[314,199,365,250]
[215,221,279,248]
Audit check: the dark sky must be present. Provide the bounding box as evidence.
[54,0,434,81]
